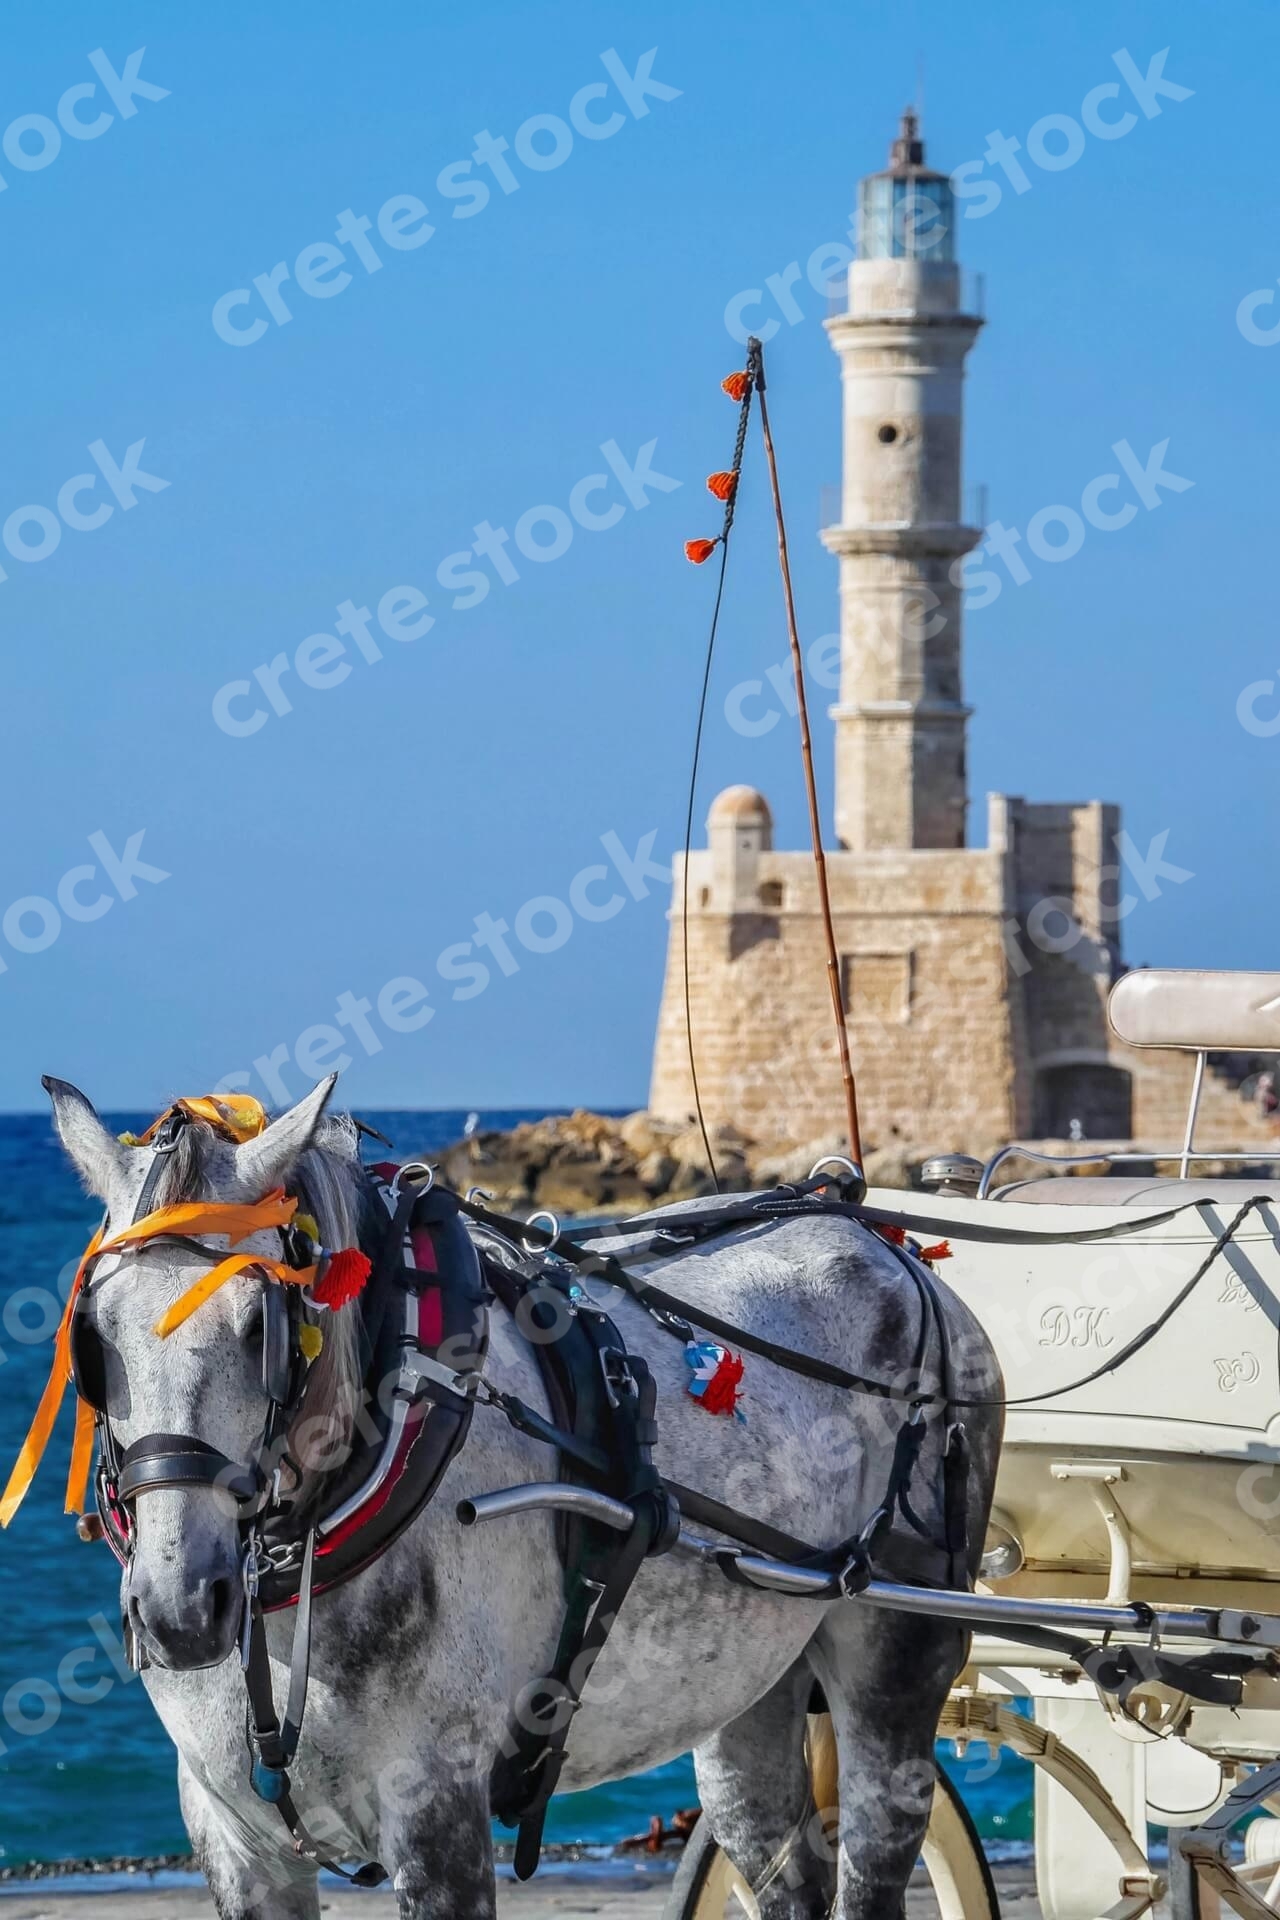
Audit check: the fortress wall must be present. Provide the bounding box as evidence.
[1122,1044,1280,1151]
[649,847,1019,1151]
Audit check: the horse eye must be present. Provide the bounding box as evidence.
[242,1302,265,1354]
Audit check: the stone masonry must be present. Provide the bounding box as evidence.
[649,114,1276,1162]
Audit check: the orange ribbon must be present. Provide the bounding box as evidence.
[0,1227,102,1528]
[99,1189,298,1257]
[0,1188,312,1529]
[123,1095,269,1147]
[151,1251,316,1339]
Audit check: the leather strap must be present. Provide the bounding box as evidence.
[117,1434,257,1504]
[243,1533,387,1888]
[457,1195,938,1404]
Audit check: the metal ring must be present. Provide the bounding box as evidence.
[465,1187,492,1205]
[521,1209,561,1255]
[808,1155,862,1184]
[389,1161,434,1201]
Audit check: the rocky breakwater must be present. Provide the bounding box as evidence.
[434,1110,930,1216]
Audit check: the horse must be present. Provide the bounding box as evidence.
[41,1072,1002,1919]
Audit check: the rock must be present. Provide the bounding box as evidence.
[535,1170,650,1215]
[753,1137,841,1187]
[430,1109,970,1217]
[638,1150,679,1194]
[617,1111,681,1159]
[862,1146,916,1191]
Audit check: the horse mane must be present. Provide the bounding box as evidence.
[148,1112,372,1499]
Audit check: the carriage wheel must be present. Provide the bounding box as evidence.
[1177,1787,1280,1918]
[661,1716,1000,1919]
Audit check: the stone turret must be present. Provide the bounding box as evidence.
[707,785,772,910]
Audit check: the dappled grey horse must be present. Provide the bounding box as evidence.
[45,1075,1001,1918]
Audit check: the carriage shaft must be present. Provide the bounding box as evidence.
[856,1578,1280,1648]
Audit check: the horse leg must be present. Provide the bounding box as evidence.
[806,1607,967,1919]
[383,1776,498,1919]
[178,1763,320,1920]
[692,1653,835,1918]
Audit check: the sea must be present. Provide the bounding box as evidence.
[0,1110,1032,1871]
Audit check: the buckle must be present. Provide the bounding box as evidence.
[521,1210,561,1256]
[258,1539,304,1575]
[838,1551,871,1598]
[856,1505,893,1559]
[240,1532,262,1667]
[600,1347,639,1409]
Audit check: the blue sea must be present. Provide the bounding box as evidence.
[0,1110,1031,1870]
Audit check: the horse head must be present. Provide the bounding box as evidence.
[44,1073,363,1671]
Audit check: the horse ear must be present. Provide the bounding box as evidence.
[43,1075,129,1199]
[235,1074,339,1195]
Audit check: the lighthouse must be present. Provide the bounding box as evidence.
[823,110,983,852]
[649,109,1194,1157]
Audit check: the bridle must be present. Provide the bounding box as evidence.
[0,1103,325,1560]
[1,1095,390,1886]
[71,1114,320,1574]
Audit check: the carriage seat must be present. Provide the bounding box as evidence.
[1108,967,1280,1052]
[997,1176,1280,1206]
[992,968,1280,1204]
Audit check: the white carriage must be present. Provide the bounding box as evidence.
[680,967,1280,1920]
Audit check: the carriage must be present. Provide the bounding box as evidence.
[675,965,1280,1919]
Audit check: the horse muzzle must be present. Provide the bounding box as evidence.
[120,1436,257,1670]
[127,1552,243,1670]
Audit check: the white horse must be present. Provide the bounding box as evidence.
[43,1075,1002,1919]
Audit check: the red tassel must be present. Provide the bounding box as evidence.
[706,470,736,501]
[721,370,750,402]
[875,1223,907,1247]
[699,1350,744,1417]
[312,1248,372,1309]
[920,1241,953,1263]
[685,538,718,564]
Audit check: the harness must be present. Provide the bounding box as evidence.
[13,1098,1273,1889]
[4,1111,973,1886]
[52,1113,1280,1889]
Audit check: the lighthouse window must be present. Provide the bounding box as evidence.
[878,423,899,444]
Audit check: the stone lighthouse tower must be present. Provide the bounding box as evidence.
[823,111,983,852]
[651,108,1229,1157]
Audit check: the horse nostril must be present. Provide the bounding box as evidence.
[129,1565,242,1668]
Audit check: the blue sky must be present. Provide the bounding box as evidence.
[0,0,1275,1113]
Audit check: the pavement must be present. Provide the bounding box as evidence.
[0,1861,1063,1917]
